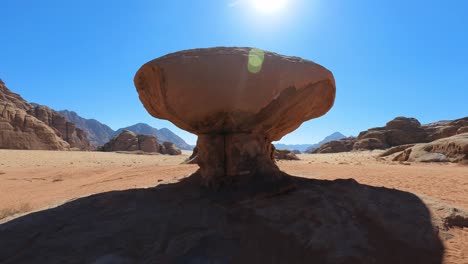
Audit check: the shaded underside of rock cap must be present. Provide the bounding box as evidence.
[134,47,335,141]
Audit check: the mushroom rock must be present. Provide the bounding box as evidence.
[135,47,335,188]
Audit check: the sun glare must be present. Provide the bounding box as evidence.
[251,0,288,14]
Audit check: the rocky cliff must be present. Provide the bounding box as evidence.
[59,110,115,146]
[0,80,90,150]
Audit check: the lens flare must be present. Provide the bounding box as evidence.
[248,48,265,73]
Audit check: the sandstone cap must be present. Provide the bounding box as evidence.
[135,47,335,141]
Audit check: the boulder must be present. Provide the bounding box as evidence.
[160,141,182,155]
[138,134,160,153]
[100,130,181,155]
[312,137,356,153]
[274,149,300,160]
[101,130,159,153]
[135,47,335,187]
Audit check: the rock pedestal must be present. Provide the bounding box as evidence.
[134,47,336,189]
[197,133,281,187]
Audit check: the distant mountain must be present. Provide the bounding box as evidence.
[59,110,115,146]
[274,132,346,152]
[316,132,346,146]
[59,111,192,150]
[273,144,314,152]
[305,132,346,153]
[116,123,193,150]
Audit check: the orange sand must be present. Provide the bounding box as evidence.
[0,149,467,263]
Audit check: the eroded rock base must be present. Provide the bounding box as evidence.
[196,133,288,190]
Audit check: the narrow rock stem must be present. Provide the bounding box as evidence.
[196,133,283,187]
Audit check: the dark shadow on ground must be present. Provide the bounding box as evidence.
[0,174,444,264]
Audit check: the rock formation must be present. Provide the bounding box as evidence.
[274,148,300,160]
[312,137,357,154]
[304,132,346,153]
[115,123,193,150]
[100,130,181,155]
[0,80,70,150]
[59,110,115,147]
[354,117,428,150]
[313,116,468,154]
[423,117,468,141]
[135,47,335,187]
[160,141,182,155]
[28,105,91,150]
[393,133,468,163]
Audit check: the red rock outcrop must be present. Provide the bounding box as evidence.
[28,105,91,150]
[354,117,428,150]
[312,137,357,153]
[160,141,182,155]
[313,116,467,154]
[393,133,468,163]
[100,130,181,155]
[135,47,335,187]
[423,117,468,141]
[0,80,70,150]
[274,148,300,160]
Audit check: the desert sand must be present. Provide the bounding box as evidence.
[0,149,467,263]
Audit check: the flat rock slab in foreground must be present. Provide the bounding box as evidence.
[0,176,443,264]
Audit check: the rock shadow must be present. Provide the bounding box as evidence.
[0,174,444,264]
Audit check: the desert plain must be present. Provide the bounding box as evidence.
[0,149,466,263]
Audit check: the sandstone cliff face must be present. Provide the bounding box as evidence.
[28,105,91,150]
[423,117,468,141]
[59,110,115,147]
[0,80,31,111]
[100,130,181,155]
[353,117,428,150]
[393,133,468,163]
[0,80,70,150]
[0,102,71,150]
[0,80,91,150]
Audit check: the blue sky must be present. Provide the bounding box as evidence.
[1,0,467,145]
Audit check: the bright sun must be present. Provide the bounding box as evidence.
[251,0,288,14]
